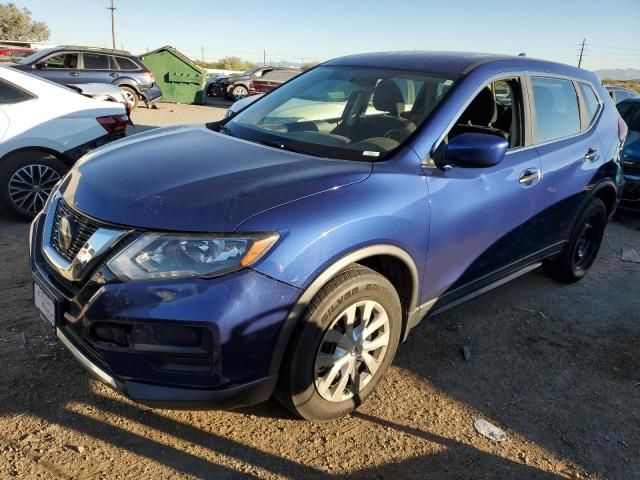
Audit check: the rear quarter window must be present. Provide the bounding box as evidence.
[0,80,33,104]
[532,77,581,143]
[114,56,139,71]
[578,82,601,126]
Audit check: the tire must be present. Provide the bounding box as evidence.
[231,84,248,101]
[0,151,67,221]
[543,198,607,283]
[275,265,402,421]
[120,86,138,110]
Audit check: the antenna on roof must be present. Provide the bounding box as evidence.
[518,53,526,57]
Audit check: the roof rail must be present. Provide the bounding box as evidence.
[57,45,132,55]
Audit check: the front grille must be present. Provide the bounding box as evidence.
[50,200,101,262]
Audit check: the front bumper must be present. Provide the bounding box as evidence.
[30,211,300,409]
[56,326,277,408]
[140,83,163,105]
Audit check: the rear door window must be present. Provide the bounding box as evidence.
[531,77,581,143]
[41,52,78,69]
[82,53,110,70]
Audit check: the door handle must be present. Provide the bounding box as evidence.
[584,149,599,162]
[68,71,79,77]
[519,168,541,187]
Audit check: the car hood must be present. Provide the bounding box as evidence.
[61,125,371,232]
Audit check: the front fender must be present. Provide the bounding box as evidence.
[238,164,430,294]
[237,157,430,376]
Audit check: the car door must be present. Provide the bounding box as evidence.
[528,76,605,249]
[422,76,545,308]
[34,51,81,85]
[79,52,111,84]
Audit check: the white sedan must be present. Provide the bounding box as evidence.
[0,66,129,219]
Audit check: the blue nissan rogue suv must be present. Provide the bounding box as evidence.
[29,52,625,421]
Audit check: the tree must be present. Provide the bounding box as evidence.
[0,3,50,41]
[215,56,255,71]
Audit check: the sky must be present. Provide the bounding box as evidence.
[20,0,640,72]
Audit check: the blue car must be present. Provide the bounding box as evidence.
[615,98,640,212]
[29,52,625,421]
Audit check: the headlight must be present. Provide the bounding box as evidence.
[107,233,279,281]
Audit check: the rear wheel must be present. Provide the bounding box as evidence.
[120,86,138,110]
[276,265,402,421]
[0,151,67,220]
[543,198,607,283]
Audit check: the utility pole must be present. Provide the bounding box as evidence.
[578,38,586,68]
[263,49,266,66]
[201,45,205,64]
[107,0,116,50]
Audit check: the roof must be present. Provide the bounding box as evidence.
[56,45,133,55]
[323,51,592,80]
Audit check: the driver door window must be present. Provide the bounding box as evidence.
[41,52,78,69]
[447,78,524,149]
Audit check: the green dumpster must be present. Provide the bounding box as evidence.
[140,46,206,105]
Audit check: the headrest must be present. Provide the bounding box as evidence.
[373,79,405,116]
[458,87,496,126]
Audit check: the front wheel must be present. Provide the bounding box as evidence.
[276,265,402,421]
[231,85,248,100]
[543,198,607,283]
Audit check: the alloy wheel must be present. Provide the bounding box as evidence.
[314,300,390,402]
[8,164,61,214]
[233,86,248,100]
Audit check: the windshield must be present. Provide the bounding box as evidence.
[239,66,260,76]
[18,49,51,65]
[222,65,455,160]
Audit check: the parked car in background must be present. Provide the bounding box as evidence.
[248,68,300,95]
[67,82,132,117]
[0,66,129,219]
[0,44,36,61]
[208,66,293,100]
[11,46,162,109]
[605,85,639,104]
[30,52,624,421]
[616,98,640,212]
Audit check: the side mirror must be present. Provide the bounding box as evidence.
[34,62,45,69]
[446,132,508,168]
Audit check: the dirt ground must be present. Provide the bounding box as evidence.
[0,103,639,479]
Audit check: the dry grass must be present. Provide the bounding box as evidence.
[602,79,640,93]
